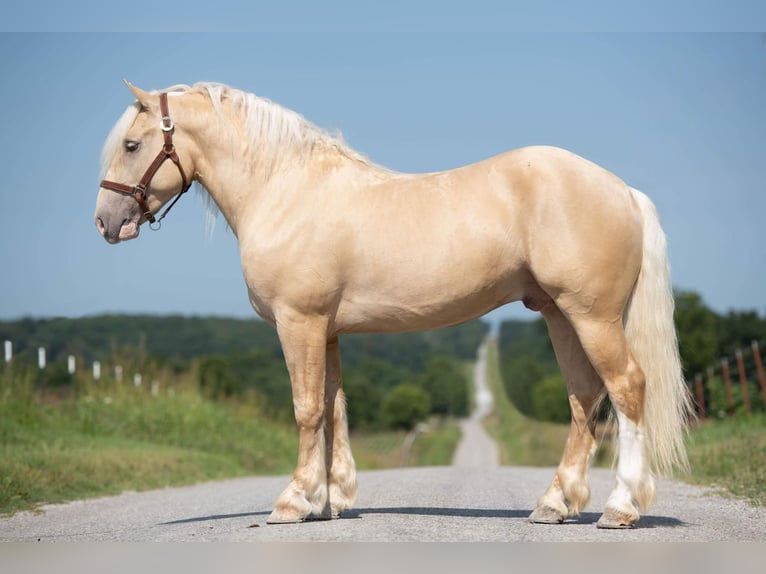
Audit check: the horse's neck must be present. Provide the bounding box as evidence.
[194,132,387,236]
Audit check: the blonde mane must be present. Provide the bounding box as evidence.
[192,82,369,165]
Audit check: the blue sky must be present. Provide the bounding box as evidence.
[0,26,765,324]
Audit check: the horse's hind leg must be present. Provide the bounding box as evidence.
[529,305,605,524]
[564,313,655,528]
[324,337,358,517]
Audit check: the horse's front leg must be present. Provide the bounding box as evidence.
[267,313,331,524]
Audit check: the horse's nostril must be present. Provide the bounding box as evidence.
[121,218,130,227]
[96,217,105,234]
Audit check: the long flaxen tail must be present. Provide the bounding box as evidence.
[624,187,694,477]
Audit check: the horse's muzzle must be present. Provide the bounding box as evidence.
[95,214,140,244]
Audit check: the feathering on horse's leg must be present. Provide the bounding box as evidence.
[267,313,331,524]
[324,337,357,518]
[529,305,604,524]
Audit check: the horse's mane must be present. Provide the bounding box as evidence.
[191,82,369,166]
[100,82,371,235]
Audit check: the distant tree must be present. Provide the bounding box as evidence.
[498,319,559,418]
[43,361,74,388]
[674,290,718,380]
[501,354,549,417]
[343,371,384,431]
[198,356,241,399]
[225,350,291,418]
[416,356,468,416]
[347,358,412,393]
[382,384,431,430]
[716,310,766,357]
[531,373,570,423]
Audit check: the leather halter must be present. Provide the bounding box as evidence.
[100,92,191,228]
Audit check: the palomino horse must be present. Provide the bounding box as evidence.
[95,82,691,528]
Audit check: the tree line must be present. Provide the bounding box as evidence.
[0,314,487,431]
[5,287,756,429]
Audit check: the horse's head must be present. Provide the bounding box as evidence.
[95,82,194,244]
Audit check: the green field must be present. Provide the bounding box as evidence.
[0,370,460,516]
[683,415,766,506]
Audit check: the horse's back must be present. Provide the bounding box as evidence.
[330,146,643,332]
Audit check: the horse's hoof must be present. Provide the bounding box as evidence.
[266,508,306,524]
[528,506,565,524]
[596,507,638,529]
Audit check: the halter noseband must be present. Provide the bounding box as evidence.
[100,92,191,229]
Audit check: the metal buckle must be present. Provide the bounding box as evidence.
[160,116,174,132]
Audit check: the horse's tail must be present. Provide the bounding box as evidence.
[624,187,693,476]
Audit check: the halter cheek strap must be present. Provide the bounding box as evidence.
[100,92,192,228]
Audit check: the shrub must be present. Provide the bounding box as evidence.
[531,373,570,423]
[382,384,431,430]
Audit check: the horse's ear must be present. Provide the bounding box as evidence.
[123,80,156,111]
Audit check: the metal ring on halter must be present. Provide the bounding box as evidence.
[149,220,162,231]
[160,117,174,132]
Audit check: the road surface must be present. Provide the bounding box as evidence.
[1,466,764,542]
[452,340,500,468]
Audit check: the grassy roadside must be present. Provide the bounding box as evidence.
[351,419,461,469]
[684,415,766,506]
[0,381,299,515]
[1,370,461,516]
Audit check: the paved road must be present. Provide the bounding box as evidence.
[452,340,500,468]
[1,466,764,542]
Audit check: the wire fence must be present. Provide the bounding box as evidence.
[688,340,766,419]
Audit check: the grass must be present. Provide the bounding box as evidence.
[351,420,461,469]
[0,374,299,515]
[0,367,462,516]
[684,414,766,506]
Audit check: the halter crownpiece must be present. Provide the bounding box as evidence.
[100,92,191,229]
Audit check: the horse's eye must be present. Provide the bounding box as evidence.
[124,140,141,153]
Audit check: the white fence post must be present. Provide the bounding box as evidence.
[3,340,11,363]
[115,365,123,382]
[38,347,46,370]
[93,361,101,382]
[67,355,76,375]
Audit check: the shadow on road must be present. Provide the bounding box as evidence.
[160,508,686,529]
[160,511,269,525]
[347,508,686,528]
